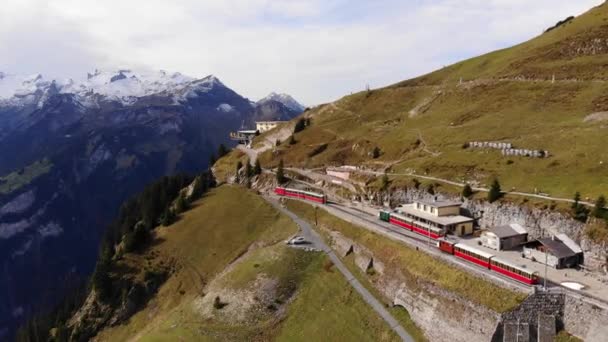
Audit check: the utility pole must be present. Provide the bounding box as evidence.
[428,223,431,249]
[544,248,549,292]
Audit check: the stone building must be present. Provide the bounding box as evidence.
[480,223,528,251]
[523,234,583,269]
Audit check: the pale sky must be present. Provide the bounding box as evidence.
[0,0,603,105]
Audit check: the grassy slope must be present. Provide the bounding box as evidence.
[259,4,608,200]
[0,158,52,194]
[285,200,527,313]
[96,186,402,341]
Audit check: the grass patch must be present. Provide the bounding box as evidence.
[0,158,52,194]
[554,330,583,342]
[285,200,527,313]
[212,149,247,183]
[275,254,400,342]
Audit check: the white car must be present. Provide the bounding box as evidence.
[286,236,307,245]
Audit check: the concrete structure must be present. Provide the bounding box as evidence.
[255,121,281,133]
[523,234,583,269]
[480,223,528,251]
[326,167,352,181]
[397,199,474,236]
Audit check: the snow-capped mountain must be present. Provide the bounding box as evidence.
[258,92,305,112]
[0,70,231,108]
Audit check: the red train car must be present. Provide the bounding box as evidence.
[453,243,493,269]
[274,187,327,204]
[490,257,539,285]
[389,212,445,239]
[438,239,455,254]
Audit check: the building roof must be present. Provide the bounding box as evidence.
[416,199,463,208]
[397,204,473,226]
[237,130,258,134]
[535,237,580,259]
[487,224,528,238]
[556,234,582,254]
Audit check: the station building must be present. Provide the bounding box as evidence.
[396,199,474,236]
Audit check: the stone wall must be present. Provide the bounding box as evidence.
[563,294,608,342]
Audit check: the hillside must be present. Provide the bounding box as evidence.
[61,185,407,341]
[258,3,608,200]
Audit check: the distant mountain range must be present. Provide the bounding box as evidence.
[0,69,304,339]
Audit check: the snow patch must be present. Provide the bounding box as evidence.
[0,220,32,239]
[0,190,35,217]
[38,222,63,238]
[217,103,233,112]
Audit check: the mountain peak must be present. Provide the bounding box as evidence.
[258,92,305,112]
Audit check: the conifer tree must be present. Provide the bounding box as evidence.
[488,179,502,203]
[462,184,473,198]
[277,159,286,184]
[254,159,262,175]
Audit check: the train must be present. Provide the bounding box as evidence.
[381,210,540,285]
[380,210,445,239]
[274,187,327,204]
[273,191,539,286]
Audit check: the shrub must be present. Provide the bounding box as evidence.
[277,159,286,184]
[213,296,228,309]
[372,146,381,159]
[427,184,435,195]
[175,194,189,214]
[294,118,306,133]
[217,144,229,158]
[275,139,281,146]
[488,179,503,203]
[308,143,328,158]
[462,184,473,198]
[593,195,607,218]
[412,178,421,189]
[462,142,470,149]
[289,135,297,145]
[254,159,262,175]
[125,222,151,252]
[381,174,389,191]
[245,159,253,178]
[209,153,217,166]
[506,160,514,165]
[161,208,176,226]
